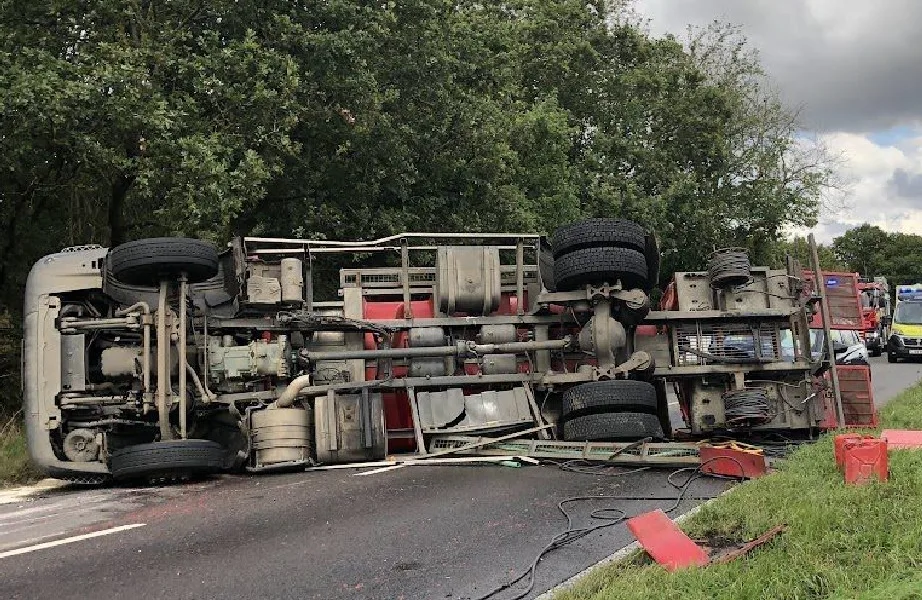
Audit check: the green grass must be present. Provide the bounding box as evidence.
[556,384,922,600]
[0,415,42,487]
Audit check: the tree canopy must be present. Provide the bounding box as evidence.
[832,224,922,285]
[0,0,838,414]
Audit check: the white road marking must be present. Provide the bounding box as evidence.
[668,401,679,406]
[0,523,146,559]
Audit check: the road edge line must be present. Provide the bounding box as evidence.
[0,523,146,559]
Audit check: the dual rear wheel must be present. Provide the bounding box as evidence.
[560,380,666,442]
[548,218,659,293]
[549,218,666,442]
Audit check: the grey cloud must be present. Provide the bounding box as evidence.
[888,168,922,201]
[634,0,922,133]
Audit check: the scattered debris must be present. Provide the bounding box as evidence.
[699,442,767,479]
[353,455,540,476]
[628,509,785,570]
[881,429,922,449]
[834,433,874,468]
[708,525,787,564]
[626,509,710,571]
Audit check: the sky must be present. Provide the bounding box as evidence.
[632,0,922,243]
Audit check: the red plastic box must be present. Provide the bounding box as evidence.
[843,439,888,485]
[834,433,873,470]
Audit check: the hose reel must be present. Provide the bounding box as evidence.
[708,248,752,288]
[723,388,772,427]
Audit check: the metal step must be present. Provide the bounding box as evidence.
[428,435,701,467]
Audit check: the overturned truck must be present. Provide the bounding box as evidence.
[22,220,864,482]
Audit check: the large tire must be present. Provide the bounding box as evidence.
[644,232,661,288]
[539,245,556,292]
[554,246,648,291]
[562,380,658,418]
[108,237,220,286]
[563,412,665,442]
[109,439,226,482]
[552,219,646,258]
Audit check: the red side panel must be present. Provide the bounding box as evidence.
[881,429,922,449]
[820,365,878,429]
[361,297,436,453]
[802,271,863,330]
[362,298,436,349]
[627,509,709,571]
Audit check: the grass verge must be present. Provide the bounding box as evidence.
[0,415,42,487]
[556,384,922,600]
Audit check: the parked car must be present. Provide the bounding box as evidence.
[780,329,868,365]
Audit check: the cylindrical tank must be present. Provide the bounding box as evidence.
[479,324,517,345]
[409,327,450,377]
[280,258,304,302]
[250,406,313,468]
[481,353,518,375]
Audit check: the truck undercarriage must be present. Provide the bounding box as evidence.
[22,220,870,483]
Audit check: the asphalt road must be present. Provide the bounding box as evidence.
[0,355,916,600]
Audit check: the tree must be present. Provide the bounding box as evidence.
[0,0,303,308]
[0,1,841,415]
[832,224,890,277]
[772,236,847,272]
[680,22,842,268]
[831,224,922,286]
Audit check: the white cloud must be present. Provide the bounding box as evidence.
[805,129,922,242]
[631,0,922,244]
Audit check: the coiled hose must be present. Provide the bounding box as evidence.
[723,387,772,426]
[708,247,752,288]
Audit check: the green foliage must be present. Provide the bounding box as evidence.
[556,383,922,600]
[772,236,847,271]
[0,1,837,415]
[832,224,922,284]
[0,417,41,486]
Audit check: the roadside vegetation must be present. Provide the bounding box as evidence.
[555,384,922,600]
[0,414,41,487]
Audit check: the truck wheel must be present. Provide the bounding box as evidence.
[108,237,220,286]
[554,246,648,291]
[109,439,226,482]
[644,232,660,288]
[871,347,882,358]
[888,352,898,363]
[539,245,556,292]
[561,380,658,418]
[552,218,647,258]
[562,412,665,442]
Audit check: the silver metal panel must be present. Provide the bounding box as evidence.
[314,391,386,464]
[435,247,502,315]
[280,258,304,302]
[416,387,534,433]
[245,275,281,304]
[60,334,86,393]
